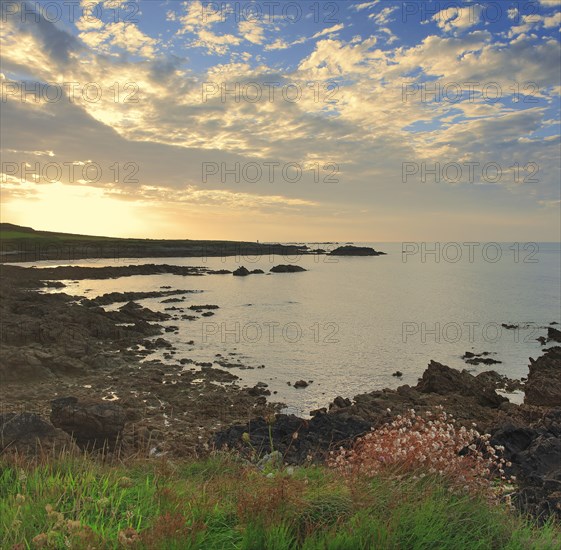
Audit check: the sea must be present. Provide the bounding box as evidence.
[16,242,561,415]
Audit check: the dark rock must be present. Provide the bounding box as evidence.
[213,412,371,464]
[475,371,523,392]
[118,301,168,322]
[0,412,75,453]
[547,327,561,343]
[491,409,561,522]
[229,266,256,277]
[248,384,271,397]
[525,347,561,407]
[462,351,493,359]
[516,486,561,523]
[270,265,307,273]
[233,266,250,276]
[392,371,403,377]
[329,246,385,256]
[331,396,352,409]
[188,305,219,310]
[142,338,173,350]
[84,290,194,306]
[465,357,502,366]
[502,324,519,330]
[416,360,507,408]
[50,397,126,449]
[42,281,65,288]
[294,380,309,388]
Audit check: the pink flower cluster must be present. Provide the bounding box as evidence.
[329,407,514,500]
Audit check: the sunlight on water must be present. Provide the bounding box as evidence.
[23,242,561,413]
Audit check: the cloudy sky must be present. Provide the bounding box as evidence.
[1,0,560,240]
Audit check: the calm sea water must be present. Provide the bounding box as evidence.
[20,242,561,414]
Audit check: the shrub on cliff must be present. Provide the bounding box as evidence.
[329,407,513,502]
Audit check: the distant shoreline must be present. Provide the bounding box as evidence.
[0,223,387,263]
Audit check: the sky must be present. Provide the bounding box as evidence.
[0,0,560,241]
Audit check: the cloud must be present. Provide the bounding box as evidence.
[311,23,345,40]
[1,0,559,239]
[264,23,345,51]
[509,11,561,37]
[238,20,266,44]
[538,199,561,207]
[369,6,399,26]
[433,5,483,33]
[351,1,379,11]
[264,38,291,51]
[79,21,160,57]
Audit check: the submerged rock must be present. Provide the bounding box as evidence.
[462,352,501,366]
[465,357,502,366]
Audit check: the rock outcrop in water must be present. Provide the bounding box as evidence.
[416,360,507,408]
[270,265,307,273]
[329,246,386,256]
[233,266,264,276]
[81,289,197,307]
[462,351,502,365]
[547,326,561,343]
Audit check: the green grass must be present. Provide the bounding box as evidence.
[0,231,115,242]
[0,453,558,549]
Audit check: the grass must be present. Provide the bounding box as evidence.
[0,453,558,549]
[0,231,115,242]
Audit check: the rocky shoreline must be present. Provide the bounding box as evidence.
[0,264,281,457]
[1,262,559,521]
[215,347,561,520]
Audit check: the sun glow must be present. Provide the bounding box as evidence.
[1,183,146,237]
